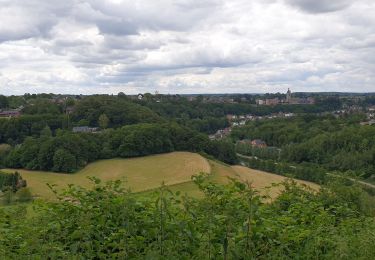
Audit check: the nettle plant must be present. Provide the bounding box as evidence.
[1,175,375,259]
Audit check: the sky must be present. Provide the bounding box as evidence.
[0,0,375,95]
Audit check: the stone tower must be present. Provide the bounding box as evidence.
[286,88,292,103]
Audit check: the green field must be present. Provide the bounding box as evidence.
[3,152,318,200]
[3,152,209,199]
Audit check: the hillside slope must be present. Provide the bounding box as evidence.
[231,165,320,198]
[3,152,319,200]
[3,152,210,199]
[165,161,319,198]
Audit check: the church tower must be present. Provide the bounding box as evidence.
[286,88,292,103]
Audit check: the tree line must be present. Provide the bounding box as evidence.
[232,115,375,181]
[1,123,237,173]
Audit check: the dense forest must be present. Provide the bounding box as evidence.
[1,123,236,172]
[1,94,375,179]
[232,114,375,180]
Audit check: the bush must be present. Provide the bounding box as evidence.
[0,177,374,259]
[52,149,77,173]
[16,188,33,203]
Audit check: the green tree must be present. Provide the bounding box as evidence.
[40,126,52,139]
[0,95,9,108]
[52,149,77,173]
[98,114,110,129]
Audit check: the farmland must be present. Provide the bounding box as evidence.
[3,152,318,200]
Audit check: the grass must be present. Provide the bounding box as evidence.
[165,163,319,199]
[3,152,210,200]
[2,152,319,201]
[231,166,320,198]
[145,160,238,197]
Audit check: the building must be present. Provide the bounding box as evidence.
[251,139,267,148]
[286,88,292,103]
[226,114,237,121]
[360,120,375,126]
[72,126,99,133]
[66,107,75,114]
[256,89,315,106]
[238,139,252,145]
[137,94,144,100]
[265,98,280,106]
[284,113,294,117]
[285,89,315,105]
[209,127,232,140]
[0,110,21,118]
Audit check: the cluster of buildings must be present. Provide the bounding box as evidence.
[330,105,375,126]
[0,109,21,118]
[238,139,267,148]
[201,96,235,103]
[256,89,315,106]
[72,126,100,133]
[360,105,375,126]
[209,112,296,140]
[208,127,232,140]
[227,112,294,126]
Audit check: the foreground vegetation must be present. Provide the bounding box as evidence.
[1,175,374,259]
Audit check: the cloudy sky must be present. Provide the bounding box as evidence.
[0,0,375,95]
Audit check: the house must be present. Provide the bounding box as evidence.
[238,139,252,145]
[251,139,267,148]
[285,89,315,105]
[265,98,280,106]
[226,114,237,120]
[0,110,21,118]
[137,94,144,100]
[72,126,99,133]
[209,127,232,140]
[66,107,75,114]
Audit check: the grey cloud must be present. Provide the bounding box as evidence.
[0,0,375,94]
[87,0,222,33]
[0,0,74,42]
[285,0,352,13]
[95,19,139,36]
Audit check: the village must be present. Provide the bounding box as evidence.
[208,112,295,141]
[256,88,315,105]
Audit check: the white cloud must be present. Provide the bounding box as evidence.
[0,0,374,94]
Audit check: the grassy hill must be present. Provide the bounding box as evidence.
[3,152,318,200]
[2,152,209,199]
[168,161,319,198]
